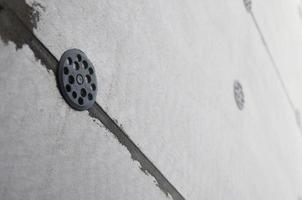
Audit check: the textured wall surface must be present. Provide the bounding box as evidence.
[1,0,302,199]
[0,42,170,200]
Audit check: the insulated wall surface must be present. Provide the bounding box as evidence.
[1,0,302,199]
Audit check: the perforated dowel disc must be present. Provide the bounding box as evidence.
[58,49,98,111]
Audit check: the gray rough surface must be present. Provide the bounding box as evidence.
[253,0,302,118]
[18,0,302,199]
[2,0,302,199]
[0,42,170,200]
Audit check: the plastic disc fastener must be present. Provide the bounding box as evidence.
[58,49,98,111]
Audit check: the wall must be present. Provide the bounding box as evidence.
[1,0,302,199]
